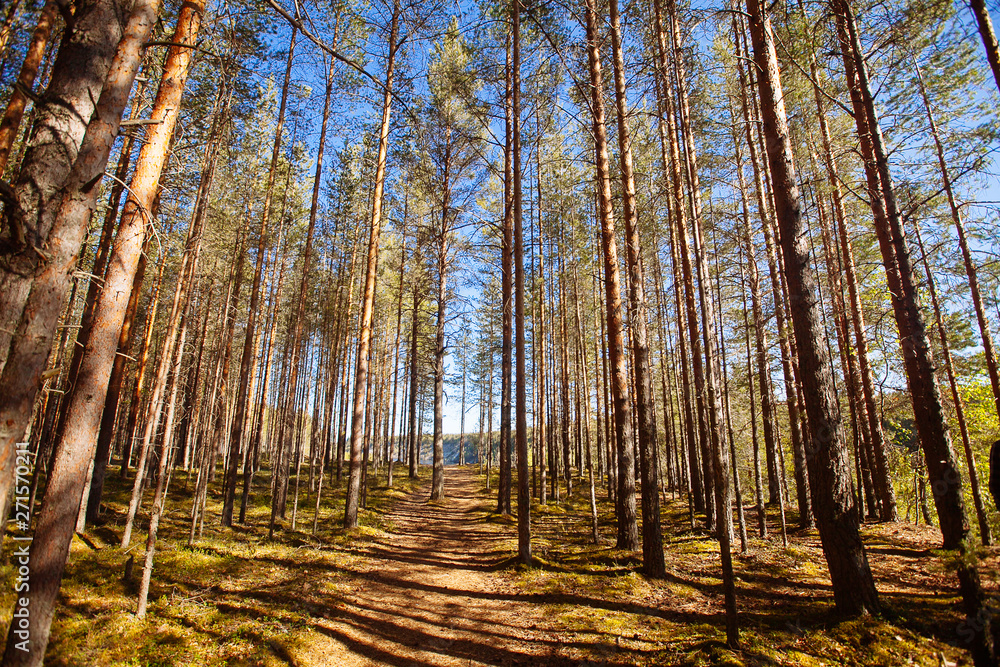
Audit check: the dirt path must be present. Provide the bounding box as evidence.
[295,467,579,667]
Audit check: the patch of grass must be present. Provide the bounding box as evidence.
[485,471,984,666]
[0,462,431,666]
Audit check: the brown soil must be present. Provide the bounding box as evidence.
[290,467,578,666]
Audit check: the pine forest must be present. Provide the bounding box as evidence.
[0,0,999,663]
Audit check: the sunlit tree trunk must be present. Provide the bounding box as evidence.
[346,1,401,525]
[608,0,663,576]
[970,0,1000,95]
[136,301,191,617]
[661,0,714,521]
[430,129,451,502]
[0,0,197,660]
[583,0,638,551]
[498,29,514,514]
[0,0,60,172]
[513,0,531,564]
[748,0,879,616]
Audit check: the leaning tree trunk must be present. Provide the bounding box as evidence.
[912,222,992,546]
[834,3,994,656]
[0,0,60,172]
[0,0,197,661]
[970,0,1000,96]
[0,0,127,535]
[0,0,125,372]
[914,64,1000,425]
[747,0,879,617]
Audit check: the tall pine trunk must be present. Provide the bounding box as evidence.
[747,0,878,617]
[346,1,401,525]
[1,0,199,660]
[513,0,531,564]
[221,28,296,526]
[607,0,664,577]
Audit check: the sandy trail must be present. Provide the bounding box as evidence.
[295,467,583,667]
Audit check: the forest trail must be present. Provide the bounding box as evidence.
[295,467,575,667]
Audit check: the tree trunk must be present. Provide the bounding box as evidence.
[831,13,1000,637]
[915,64,1000,425]
[661,0,715,522]
[0,0,198,660]
[120,249,167,478]
[282,44,335,522]
[512,0,531,564]
[221,28,296,527]
[809,60,887,520]
[346,1,400,525]
[970,0,1000,96]
[0,0,128,533]
[607,0,664,577]
[407,286,421,479]
[135,302,191,617]
[748,0,879,616]
[912,222,992,545]
[498,29,514,514]
[0,0,125,373]
[582,0,638,552]
[0,0,60,173]
[430,131,451,502]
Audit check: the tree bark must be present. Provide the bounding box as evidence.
[748,0,879,616]
[582,0,638,552]
[513,0,531,564]
[0,0,125,366]
[607,0,664,577]
[346,1,400,525]
[0,0,198,660]
[0,0,127,531]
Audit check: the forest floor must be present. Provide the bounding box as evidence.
[1,463,997,666]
